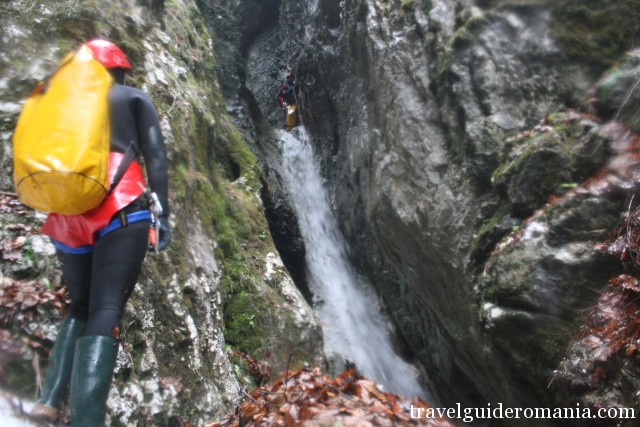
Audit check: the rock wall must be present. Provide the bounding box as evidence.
[230,0,640,416]
[4,0,639,423]
[0,0,322,425]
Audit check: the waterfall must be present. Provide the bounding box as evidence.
[278,127,426,399]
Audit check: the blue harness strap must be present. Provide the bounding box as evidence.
[52,241,95,255]
[283,83,294,95]
[53,210,153,254]
[98,210,153,238]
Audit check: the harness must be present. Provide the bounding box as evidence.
[283,83,295,96]
[53,210,154,254]
[42,152,148,251]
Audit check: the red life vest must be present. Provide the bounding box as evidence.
[41,152,145,247]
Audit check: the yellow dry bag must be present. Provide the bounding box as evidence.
[13,45,113,215]
[285,103,299,130]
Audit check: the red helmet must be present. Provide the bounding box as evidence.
[84,39,132,71]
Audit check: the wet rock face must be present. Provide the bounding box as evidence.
[2,0,325,425]
[233,0,640,411]
[491,115,610,217]
[259,179,310,300]
[0,1,241,424]
[290,0,599,407]
[593,49,640,133]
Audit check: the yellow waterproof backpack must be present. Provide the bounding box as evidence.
[13,45,113,215]
[285,103,299,130]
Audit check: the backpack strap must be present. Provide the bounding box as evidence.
[107,140,138,194]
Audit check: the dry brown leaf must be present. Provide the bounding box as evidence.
[211,366,454,426]
[284,403,299,425]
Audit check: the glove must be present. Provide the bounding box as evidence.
[150,216,171,252]
[158,216,171,251]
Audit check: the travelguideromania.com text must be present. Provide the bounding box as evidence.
[410,403,636,424]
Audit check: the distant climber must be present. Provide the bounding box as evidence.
[276,72,300,130]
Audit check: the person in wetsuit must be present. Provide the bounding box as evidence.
[276,72,300,129]
[30,39,170,427]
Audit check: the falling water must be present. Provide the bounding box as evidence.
[278,127,425,399]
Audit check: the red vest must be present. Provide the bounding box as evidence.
[42,152,145,247]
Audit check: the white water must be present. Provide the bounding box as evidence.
[278,127,425,398]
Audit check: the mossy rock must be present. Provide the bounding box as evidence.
[492,132,570,216]
[551,0,640,72]
[491,112,609,217]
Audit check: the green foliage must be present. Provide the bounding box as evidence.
[232,360,255,387]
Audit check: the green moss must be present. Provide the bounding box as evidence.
[222,270,314,380]
[4,1,319,419]
[165,87,287,366]
[491,140,538,188]
[470,205,510,255]
[211,124,261,185]
[538,318,581,368]
[437,51,454,78]
[551,0,640,71]
[224,290,267,353]
[400,0,414,12]
[451,15,490,49]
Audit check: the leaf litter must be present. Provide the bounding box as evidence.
[205,367,454,426]
[579,203,640,385]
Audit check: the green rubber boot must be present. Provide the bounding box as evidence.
[30,317,86,423]
[70,335,119,427]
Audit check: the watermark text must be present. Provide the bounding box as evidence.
[410,403,636,423]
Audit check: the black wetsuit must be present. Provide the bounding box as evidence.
[60,83,169,338]
[109,84,169,212]
[277,81,299,107]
